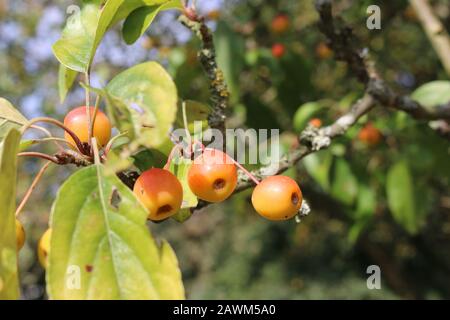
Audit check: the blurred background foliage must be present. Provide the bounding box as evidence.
[1,0,450,299]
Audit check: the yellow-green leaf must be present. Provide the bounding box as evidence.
[168,156,198,223]
[47,165,184,300]
[123,0,183,45]
[0,128,21,300]
[0,98,28,141]
[106,61,178,149]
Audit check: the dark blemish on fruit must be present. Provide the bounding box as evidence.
[157,205,173,215]
[85,265,93,273]
[291,192,299,205]
[213,178,226,190]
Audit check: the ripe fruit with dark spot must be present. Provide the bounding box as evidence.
[252,176,302,221]
[188,149,238,203]
[38,228,52,269]
[64,106,112,147]
[358,123,382,146]
[271,14,290,34]
[16,219,25,251]
[272,43,286,59]
[133,168,183,221]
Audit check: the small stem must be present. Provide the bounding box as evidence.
[22,117,86,155]
[181,101,193,157]
[204,147,260,185]
[18,152,60,164]
[22,137,78,150]
[91,137,101,165]
[85,71,92,145]
[30,125,65,152]
[164,144,183,170]
[103,131,129,156]
[15,161,52,217]
[90,95,101,141]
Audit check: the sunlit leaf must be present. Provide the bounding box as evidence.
[47,165,184,300]
[122,0,183,45]
[53,0,172,73]
[168,156,198,223]
[0,129,21,300]
[106,61,178,149]
[58,65,78,102]
[411,81,450,109]
[0,98,27,141]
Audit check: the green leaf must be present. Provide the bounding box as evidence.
[53,0,171,73]
[0,129,21,300]
[168,156,198,223]
[106,61,178,149]
[330,158,358,206]
[293,102,324,132]
[58,65,78,102]
[303,151,333,191]
[132,149,167,172]
[386,161,420,234]
[19,140,37,152]
[47,165,184,300]
[355,185,376,219]
[411,81,450,108]
[52,3,101,72]
[175,100,211,135]
[0,98,28,141]
[123,0,183,45]
[215,21,245,102]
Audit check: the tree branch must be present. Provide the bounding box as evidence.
[315,0,450,121]
[179,14,229,136]
[192,94,376,212]
[410,0,450,76]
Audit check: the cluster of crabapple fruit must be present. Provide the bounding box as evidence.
[16,105,304,268]
[133,147,303,222]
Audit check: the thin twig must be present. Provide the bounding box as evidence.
[22,117,88,155]
[18,152,60,164]
[85,71,92,145]
[15,161,52,217]
[29,125,65,152]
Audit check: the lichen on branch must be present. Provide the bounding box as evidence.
[178,14,229,136]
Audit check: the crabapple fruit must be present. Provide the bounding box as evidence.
[133,168,183,221]
[271,14,290,34]
[188,149,238,203]
[272,43,286,59]
[16,219,25,251]
[64,106,112,148]
[358,123,382,146]
[309,118,322,128]
[38,228,52,269]
[251,175,302,221]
